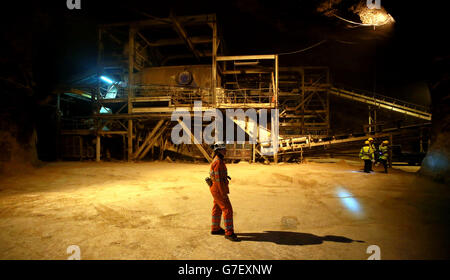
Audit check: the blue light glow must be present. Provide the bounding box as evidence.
[336,187,362,215]
[423,152,449,172]
[341,197,361,213]
[100,106,112,114]
[100,76,114,84]
[336,188,353,198]
[105,86,117,99]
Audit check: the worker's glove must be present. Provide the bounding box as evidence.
[205,177,213,187]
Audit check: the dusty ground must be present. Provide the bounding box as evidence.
[0,160,449,260]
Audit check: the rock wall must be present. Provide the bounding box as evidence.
[419,59,450,183]
[0,124,39,175]
[0,4,60,174]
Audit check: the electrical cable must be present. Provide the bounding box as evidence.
[277,40,327,55]
[335,39,359,45]
[332,13,369,26]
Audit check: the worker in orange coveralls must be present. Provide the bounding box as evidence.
[209,142,240,242]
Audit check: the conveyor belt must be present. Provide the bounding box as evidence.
[329,87,431,121]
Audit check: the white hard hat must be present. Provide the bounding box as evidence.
[213,141,226,151]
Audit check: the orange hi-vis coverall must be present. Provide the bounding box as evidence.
[209,155,234,236]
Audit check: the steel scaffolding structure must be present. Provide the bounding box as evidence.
[56,14,431,163]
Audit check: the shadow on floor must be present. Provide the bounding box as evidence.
[237,231,364,246]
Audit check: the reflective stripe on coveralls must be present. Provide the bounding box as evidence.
[210,155,234,235]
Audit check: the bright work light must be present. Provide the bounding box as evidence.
[100,76,114,84]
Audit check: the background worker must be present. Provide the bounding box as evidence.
[360,140,374,173]
[379,140,390,173]
[209,142,240,242]
[368,137,377,171]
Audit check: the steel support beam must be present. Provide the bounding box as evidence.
[100,14,216,28]
[170,12,201,60]
[134,119,165,158]
[147,36,212,47]
[96,135,101,162]
[127,27,135,162]
[128,119,133,161]
[212,18,217,106]
[216,55,276,61]
[177,119,212,162]
[138,123,170,160]
[274,54,279,164]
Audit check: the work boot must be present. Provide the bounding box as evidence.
[211,228,225,235]
[225,234,241,242]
